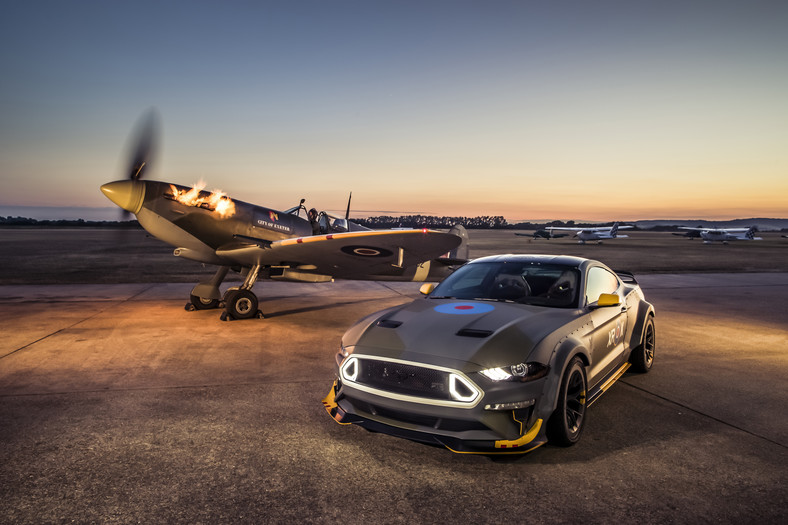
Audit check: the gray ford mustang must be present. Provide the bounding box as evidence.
[323,254,655,454]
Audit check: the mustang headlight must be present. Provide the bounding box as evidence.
[340,356,359,382]
[479,362,549,382]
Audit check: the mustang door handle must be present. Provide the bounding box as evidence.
[620,307,628,312]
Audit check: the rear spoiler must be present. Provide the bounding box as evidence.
[615,270,638,285]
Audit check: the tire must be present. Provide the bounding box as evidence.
[189,294,219,310]
[547,357,587,447]
[630,316,655,373]
[224,289,258,320]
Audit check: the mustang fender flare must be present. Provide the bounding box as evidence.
[541,337,590,418]
[627,300,655,351]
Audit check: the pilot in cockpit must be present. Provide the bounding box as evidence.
[308,208,319,235]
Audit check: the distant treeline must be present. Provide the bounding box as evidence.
[357,216,644,230]
[0,216,141,228]
[354,215,508,229]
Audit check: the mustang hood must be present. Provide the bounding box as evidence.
[351,298,582,370]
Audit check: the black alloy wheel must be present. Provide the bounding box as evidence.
[630,316,655,373]
[547,357,587,447]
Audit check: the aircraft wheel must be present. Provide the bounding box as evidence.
[225,290,258,320]
[189,294,220,310]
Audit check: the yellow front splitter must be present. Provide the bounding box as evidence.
[323,381,546,455]
[322,381,352,425]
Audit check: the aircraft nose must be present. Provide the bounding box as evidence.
[100,180,146,214]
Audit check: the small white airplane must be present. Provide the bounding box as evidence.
[679,226,762,244]
[547,222,633,244]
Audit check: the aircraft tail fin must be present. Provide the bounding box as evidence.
[744,226,762,240]
[610,222,619,237]
[447,224,469,261]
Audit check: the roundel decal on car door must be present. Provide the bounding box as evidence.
[340,245,394,257]
[434,302,495,315]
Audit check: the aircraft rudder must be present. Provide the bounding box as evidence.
[448,224,469,260]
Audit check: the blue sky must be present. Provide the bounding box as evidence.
[2,0,787,221]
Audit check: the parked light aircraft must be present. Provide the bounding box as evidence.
[514,229,568,240]
[672,229,702,239]
[100,112,467,320]
[678,226,762,244]
[547,222,632,244]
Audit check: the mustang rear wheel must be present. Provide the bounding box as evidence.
[630,316,655,373]
[547,357,587,447]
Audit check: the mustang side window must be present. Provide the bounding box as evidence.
[585,267,620,306]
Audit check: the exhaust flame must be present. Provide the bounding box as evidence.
[168,180,236,218]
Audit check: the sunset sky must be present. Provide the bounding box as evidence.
[1,1,786,222]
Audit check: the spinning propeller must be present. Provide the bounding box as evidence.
[101,109,160,220]
[127,109,159,182]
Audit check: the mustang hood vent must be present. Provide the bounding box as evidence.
[376,319,403,329]
[456,328,493,338]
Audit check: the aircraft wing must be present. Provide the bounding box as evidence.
[549,225,632,232]
[215,229,462,279]
[679,227,750,233]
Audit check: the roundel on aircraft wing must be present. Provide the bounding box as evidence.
[340,245,394,258]
[434,302,495,315]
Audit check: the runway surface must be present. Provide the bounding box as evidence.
[1,274,787,523]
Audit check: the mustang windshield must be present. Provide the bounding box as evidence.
[431,261,580,308]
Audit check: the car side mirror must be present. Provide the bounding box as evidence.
[595,293,620,308]
[419,283,435,295]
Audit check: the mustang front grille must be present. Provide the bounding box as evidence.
[359,360,451,399]
[340,355,482,407]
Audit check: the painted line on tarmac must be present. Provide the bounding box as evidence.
[621,380,787,450]
[0,284,157,360]
[0,379,327,398]
[374,282,419,297]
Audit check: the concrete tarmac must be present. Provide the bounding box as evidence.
[1,275,787,523]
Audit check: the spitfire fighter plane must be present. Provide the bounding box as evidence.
[100,113,467,320]
[678,226,762,244]
[547,222,633,244]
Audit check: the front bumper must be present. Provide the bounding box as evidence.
[322,380,548,455]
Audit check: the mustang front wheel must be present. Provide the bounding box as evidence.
[547,357,587,447]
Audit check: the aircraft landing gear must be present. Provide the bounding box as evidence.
[220,289,264,320]
[186,294,220,311]
[184,264,264,320]
[220,264,264,321]
[185,266,229,311]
